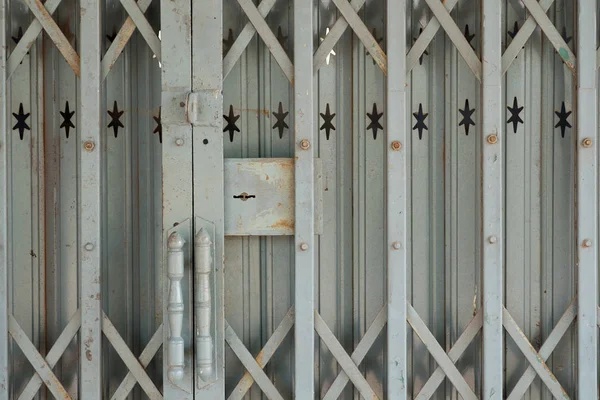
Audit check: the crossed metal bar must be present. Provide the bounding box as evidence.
[7,0,158,81]
[9,309,163,399]
[223,0,386,80]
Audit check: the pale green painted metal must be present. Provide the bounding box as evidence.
[1,0,599,398]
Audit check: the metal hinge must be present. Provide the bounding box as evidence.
[186,90,221,127]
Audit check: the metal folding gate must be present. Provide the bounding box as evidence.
[0,0,599,398]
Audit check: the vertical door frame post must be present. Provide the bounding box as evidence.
[79,0,103,397]
[0,0,8,395]
[294,0,315,397]
[192,0,225,396]
[161,0,194,395]
[386,0,408,398]
[576,0,598,397]
[481,0,504,397]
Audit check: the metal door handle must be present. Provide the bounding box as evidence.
[167,232,185,382]
[195,229,214,381]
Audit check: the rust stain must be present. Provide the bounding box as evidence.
[270,219,294,231]
[238,108,270,117]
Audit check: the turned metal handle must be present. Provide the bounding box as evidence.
[195,228,214,381]
[167,232,185,382]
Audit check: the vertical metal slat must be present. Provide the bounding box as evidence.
[294,0,315,397]
[577,0,598,397]
[79,0,102,397]
[192,0,225,395]
[481,0,503,397]
[386,0,408,398]
[0,0,7,395]
[161,0,194,395]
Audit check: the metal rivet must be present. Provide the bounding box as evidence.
[488,235,497,244]
[180,101,185,108]
[83,140,95,152]
[582,138,593,148]
[583,239,593,248]
[299,242,309,251]
[392,241,401,250]
[84,243,94,251]
[175,138,184,146]
[299,139,311,150]
[487,134,498,145]
[391,141,402,151]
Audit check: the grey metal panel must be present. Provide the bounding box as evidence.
[79,0,103,395]
[386,0,407,398]
[192,0,225,396]
[0,0,7,396]
[576,0,598,397]
[293,0,315,396]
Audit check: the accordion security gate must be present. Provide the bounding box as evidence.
[0,0,599,398]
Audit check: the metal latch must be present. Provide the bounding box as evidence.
[186,90,221,127]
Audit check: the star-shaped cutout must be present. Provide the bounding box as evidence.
[153,107,162,143]
[107,100,125,138]
[319,27,336,65]
[412,103,428,140]
[106,31,116,44]
[276,26,288,49]
[12,27,29,60]
[458,99,476,136]
[366,28,384,65]
[413,28,429,65]
[60,101,75,139]
[561,27,572,44]
[554,101,572,138]
[367,103,383,140]
[319,103,336,140]
[223,29,235,56]
[12,103,30,140]
[272,102,289,139]
[508,21,519,39]
[506,96,524,133]
[223,105,240,142]
[12,27,23,45]
[464,24,475,49]
[507,21,525,52]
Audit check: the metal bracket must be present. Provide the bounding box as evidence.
[186,90,221,127]
[224,158,323,236]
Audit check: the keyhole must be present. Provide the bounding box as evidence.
[233,192,256,201]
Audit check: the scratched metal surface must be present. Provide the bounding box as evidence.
[2,0,582,398]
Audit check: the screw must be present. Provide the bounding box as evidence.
[487,134,498,145]
[582,138,593,148]
[391,141,402,151]
[175,138,184,146]
[84,242,95,251]
[392,241,401,250]
[83,140,95,152]
[583,239,593,248]
[488,235,497,244]
[299,242,309,251]
[299,139,311,150]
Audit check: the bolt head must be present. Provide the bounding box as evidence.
[391,141,402,151]
[582,138,593,148]
[83,140,95,152]
[299,139,311,150]
[392,241,401,250]
[488,235,497,244]
[84,242,95,251]
[175,138,184,146]
[299,242,309,251]
[583,239,593,248]
[487,134,498,145]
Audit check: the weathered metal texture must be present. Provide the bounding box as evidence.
[0,0,8,396]
[223,158,323,236]
[0,0,595,398]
